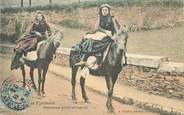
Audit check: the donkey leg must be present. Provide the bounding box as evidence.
[41,65,49,97]
[80,76,89,103]
[105,75,114,112]
[30,68,37,90]
[37,66,42,96]
[71,66,78,100]
[20,65,26,87]
[123,51,127,65]
[112,74,118,85]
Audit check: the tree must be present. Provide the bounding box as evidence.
[21,0,23,7]
[49,0,52,4]
[29,0,31,6]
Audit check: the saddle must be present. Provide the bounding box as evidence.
[22,40,45,61]
[79,43,111,79]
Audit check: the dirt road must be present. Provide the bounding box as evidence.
[0,57,158,115]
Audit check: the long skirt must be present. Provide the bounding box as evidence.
[73,33,113,58]
[15,33,38,53]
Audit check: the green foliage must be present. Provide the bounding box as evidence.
[15,22,21,38]
[1,0,183,14]
[59,19,86,29]
[1,17,9,27]
[1,4,76,13]
[0,19,21,43]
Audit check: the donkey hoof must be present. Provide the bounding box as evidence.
[71,95,77,100]
[107,106,115,113]
[85,100,90,103]
[41,92,46,97]
[41,93,46,97]
[84,98,90,103]
[107,108,115,113]
[32,85,37,90]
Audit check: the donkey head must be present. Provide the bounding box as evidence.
[37,29,64,60]
[50,29,64,48]
[114,30,128,54]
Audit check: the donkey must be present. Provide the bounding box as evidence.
[69,31,128,112]
[11,30,63,96]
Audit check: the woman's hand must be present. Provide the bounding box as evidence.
[112,35,117,41]
[35,31,42,37]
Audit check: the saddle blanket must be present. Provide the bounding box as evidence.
[22,41,45,61]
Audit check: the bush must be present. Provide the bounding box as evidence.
[0,4,76,14]
[59,19,86,29]
[15,22,21,38]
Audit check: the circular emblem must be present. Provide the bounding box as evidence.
[0,78,34,111]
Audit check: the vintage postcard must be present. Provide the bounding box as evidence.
[0,0,184,115]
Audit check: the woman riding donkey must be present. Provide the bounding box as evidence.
[74,4,127,66]
[70,4,128,112]
[15,11,52,56]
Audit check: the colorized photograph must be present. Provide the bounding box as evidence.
[0,0,184,115]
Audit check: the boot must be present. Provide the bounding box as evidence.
[75,60,86,66]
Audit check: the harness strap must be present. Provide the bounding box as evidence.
[102,43,111,63]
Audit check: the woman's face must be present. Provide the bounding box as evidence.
[101,7,109,16]
[37,13,43,21]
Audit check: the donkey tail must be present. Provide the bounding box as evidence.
[69,49,81,68]
[69,50,75,67]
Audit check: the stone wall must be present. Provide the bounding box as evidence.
[55,47,184,76]
[0,44,14,54]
